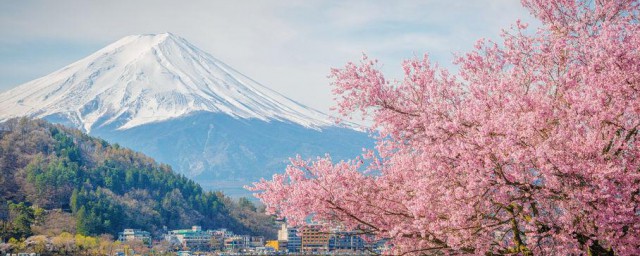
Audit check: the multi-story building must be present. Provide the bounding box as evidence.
[245,236,264,248]
[165,226,212,251]
[282,223,332,253]
[118,229,151,246]
[329,232,366,252]
[280,222,388,254]
[211,228,234,238]
[300,225,330,253]
[286,226,301,252]
[208,229,231,250]
[277,223,288,241]
[223,235,245,251]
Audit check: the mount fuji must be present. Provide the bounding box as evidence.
[0,33,370,196]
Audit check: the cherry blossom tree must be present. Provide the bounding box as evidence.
[250,0,640,255]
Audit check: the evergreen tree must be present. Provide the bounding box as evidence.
[8,202,34,239]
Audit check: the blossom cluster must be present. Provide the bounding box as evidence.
[250,0,640,254]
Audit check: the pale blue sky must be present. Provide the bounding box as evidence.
[0,1,536,113]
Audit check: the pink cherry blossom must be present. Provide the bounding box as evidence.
[249,0,640,254]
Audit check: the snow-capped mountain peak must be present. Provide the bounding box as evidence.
[0,33,333,132]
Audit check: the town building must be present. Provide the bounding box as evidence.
[286,226,301,252]
[211,228,234,238]
[329,232,366,252]
[165,226,212,251]
[245,236,265,248]
[277,223,288,241]
[265,240,280,251]
[279,222,389,254]
[223,236,245,251]
[300,225,330,253]
[117,229,151,246]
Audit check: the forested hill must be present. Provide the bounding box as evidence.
[0,118,275,239]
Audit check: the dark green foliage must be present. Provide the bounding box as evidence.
[0,118,276,240]
[24,157,79,209]
[51,127,81,163]
[70,188,124,235]
[7,202,35,239]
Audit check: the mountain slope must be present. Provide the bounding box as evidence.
[0,118,276,238]
[90,112,370,196]
[0,33,333,132]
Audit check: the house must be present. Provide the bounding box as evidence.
[165,226,212,251]
[117,229,151,246]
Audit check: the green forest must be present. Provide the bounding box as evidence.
[0,118,275,242]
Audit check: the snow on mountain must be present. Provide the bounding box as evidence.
[0,33,372,198]
[0,33,334,132]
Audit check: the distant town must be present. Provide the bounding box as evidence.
[114,222,387,256]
